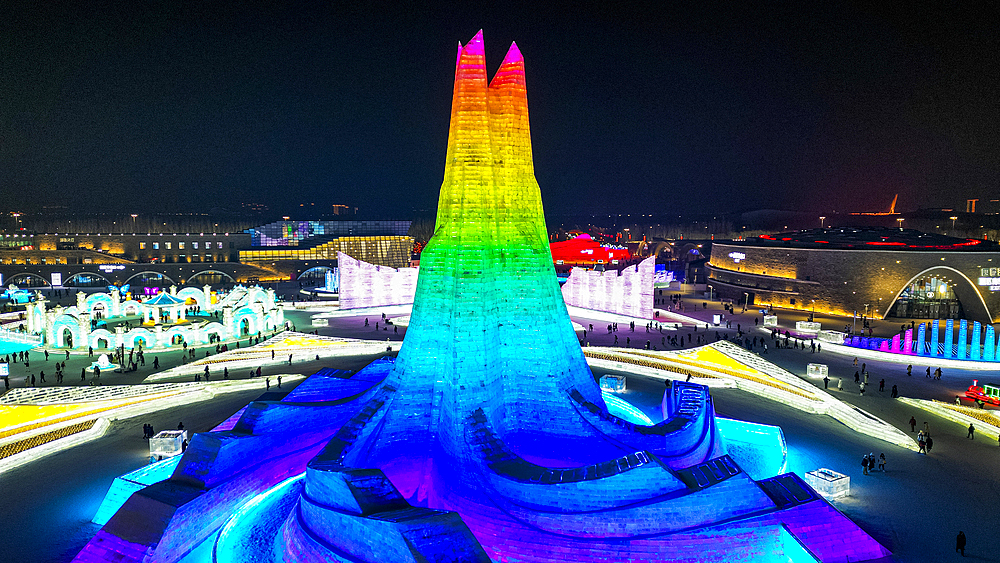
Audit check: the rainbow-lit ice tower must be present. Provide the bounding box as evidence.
[378,31,603,460]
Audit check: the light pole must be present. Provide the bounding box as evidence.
[950,216,958,231]
[819,216,826,228]
[896,217,904,229]
[131,214,137,232]
[743,292,749,311]
[12,213,20,231]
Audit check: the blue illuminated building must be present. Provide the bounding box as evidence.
[74,32,889,563]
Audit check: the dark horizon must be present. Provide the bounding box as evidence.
[2,2,997,218]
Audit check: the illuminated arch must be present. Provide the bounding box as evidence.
[176,287,207,309]
[884,266,992,324]
[9,273,50,287]
[89,328,115,350]
[649,242,672,259]
[85,293,115,315]
[187,270,236,284]
[52,315,81,348]
[125,328,155,349]
[263,311,281,331]
[233,307,259,336]
[201,322,226,336]
[64,272,112,287]
[299,266,333,278]
[243,287,269,306]
[165,326,190,346]
[121,300,142,316]
[123,271,177,286]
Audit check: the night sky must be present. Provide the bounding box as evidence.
[2,2,997,218]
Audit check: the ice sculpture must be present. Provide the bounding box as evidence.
[562,256,656,318]
[337,251,418,309]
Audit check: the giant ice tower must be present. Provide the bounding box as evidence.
[75,32,891,563]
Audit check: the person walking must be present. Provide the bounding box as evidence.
[855,371,860,383]
[917,431,926,454]
[878,453,885,472]
[879,379,885,392]
[891,384,898,398]
[266,377,270,390]
[906,364,912,376]
[862,454,869,475]
[277,376,282,388]
[957,531,966,556]
[968,423,975,439]
[823,375,829,389]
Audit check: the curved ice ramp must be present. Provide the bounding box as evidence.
[569,380,726,469]
[282,466,489,562]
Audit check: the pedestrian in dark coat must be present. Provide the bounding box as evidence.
[957,531,966,556]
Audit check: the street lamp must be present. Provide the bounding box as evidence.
[950,216,958,231]
[12,213,21,230]
[819,216,826,228]
[896,217,904,229]
[743,292,749,311]
[131,214,138,232]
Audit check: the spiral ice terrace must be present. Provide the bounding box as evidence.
[74,31,890,563]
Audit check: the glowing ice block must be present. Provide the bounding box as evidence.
[149,430,187,458]
[599,374,627,392]
[805,468,850,498]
